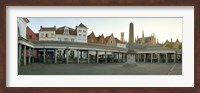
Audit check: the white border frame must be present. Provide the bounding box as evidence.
[6,6,194,87]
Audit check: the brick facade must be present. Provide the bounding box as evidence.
[26,26,38,40]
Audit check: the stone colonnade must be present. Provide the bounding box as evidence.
[18,47,127,65]
[135,52,177,63]
[18,44,35,67]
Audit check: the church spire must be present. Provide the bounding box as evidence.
[142,30,144,38]
[142,30,144,44]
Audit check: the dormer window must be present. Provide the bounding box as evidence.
[64,28,68,35]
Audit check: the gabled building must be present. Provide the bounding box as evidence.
[115,38,126,48]
[105,33,117,47]
[55,26,77,42]
[87,32,98,43]
[97,34,106,44]
[26,26,38,41]
[164,38,182,49]
[87,32,126,48]
[39,23,88,43]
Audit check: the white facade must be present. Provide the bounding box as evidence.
[17,18,29,39]
[117,43,126,48]
[39,31,56,41]
[76,26,88,43]
[39,23,88,43]
[55,34,77,42]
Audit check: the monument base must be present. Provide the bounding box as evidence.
[123,54,137,67]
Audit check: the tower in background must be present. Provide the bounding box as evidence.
[120,32,124,42]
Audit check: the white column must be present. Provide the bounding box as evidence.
[65,49,68,64]
[151,53,153,63]
[87,50,90,64]
[166,53,168,63]
[55,49,57,64]
[43,48,46,64]
[174,53,176,63]
[105,51,107,63]
[77,50,80,64]
[158,53,160,63]
[28,47,31,64]
[18,44,22,67]
[23,46,26,66]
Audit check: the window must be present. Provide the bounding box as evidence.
[83,34,86,37]
[46,34,48,37]
[64,38,68,41]
[41,33,44,37]
[83,30,86,33]
[79,34,81,36]
[111,41,112,44]
[71,38,74,42]
[51,33,54,37]
[79,30,82,32]
[58,38,61,41]
[64,29,68,34]
[29,35,32,39]
[91,38,94,42]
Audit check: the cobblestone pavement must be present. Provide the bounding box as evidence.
[18,62,182,75]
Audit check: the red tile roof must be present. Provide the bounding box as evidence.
[39,27,56,31]
[115,38,124,44]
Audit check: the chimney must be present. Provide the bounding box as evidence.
[157,39,159,44]
[54,25,56,28]
[171,38,172,43]
[40,26,42,29]
[121,32,124,42]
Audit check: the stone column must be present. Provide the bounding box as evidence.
[87,50,90,64]
[144,53,146,62]
[65,49,69,64]
[43,48,46,64]
[80,50,82,59]
[151,53,153,63]
[18,44,22,67]
[166,53,168,63]
[32,48,34,63]
[55,49,57,64]
[118,52,120,62]
[122,53,125,62]
[28,47,31,64]
[112,52,114,63]
[23,46,26,66]
[105,51,107,63]
[174,53,176,63]
[158,53,160,63]
[96,51,99,63]
[77,50,80,64]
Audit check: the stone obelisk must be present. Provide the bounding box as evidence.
[123,22,137,67]
[128,23,135,53]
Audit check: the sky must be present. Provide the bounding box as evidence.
[27,18,182,44]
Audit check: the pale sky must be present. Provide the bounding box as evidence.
[27,18,182,43]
